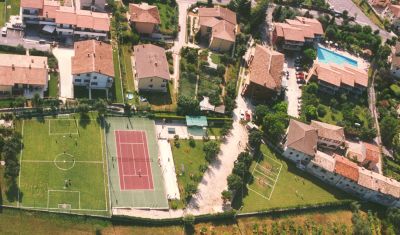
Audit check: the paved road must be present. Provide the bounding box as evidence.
[53,47,74,99]
[0,29,50,51]
[186,81,251,215]
[284,57,302,118]
[327,0,393,41]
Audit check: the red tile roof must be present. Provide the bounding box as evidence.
[21,0,44,9]
[129,3,161,24]
[248,45,284,91]
[362,142,380,165]
[0,54,48,86]
[41,0,60,19]
[334,154,359,182]
[198,7,237,42]
[72,40,114,77]
[274,17,323,42]
[286,119,318,156]
[133,44,170,81]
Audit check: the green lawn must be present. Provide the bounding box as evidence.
[238,145,352,212]
[210,53,221,64]
[155,2,178,36]
[120,44,135,93]
[0,2,5,27]
[171,140,208,208]
[0,0,20,26]
[14,115,109,215]
[112,48,124,103]
[138,82,177,112]
[47,73,59,98]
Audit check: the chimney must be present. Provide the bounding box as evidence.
[12,64,15,71]
[155,62,158,67]
[31,59,34,63]
[88,53,90,57]
[29,64,31,69]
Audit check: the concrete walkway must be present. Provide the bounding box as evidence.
[52,47,74,99]
[186,86,252,215]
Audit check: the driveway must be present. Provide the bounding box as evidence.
[52,47,74,99]
[0,29,50,51]
[284,57,302,118]
[186,85,251,215]
[327,0,393,41]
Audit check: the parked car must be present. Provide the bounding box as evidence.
[239,110,245,120]
[1,27,7,37]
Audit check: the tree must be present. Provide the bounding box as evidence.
[263,112,288,142]
[185,182,197,198]
[237,151,252,167]
[177,95,200,115]
[32,93,42,107]
[203,141,219,162]
[254,105,269,125]
[249,0,269,36]
[249,130,263,152]
[232,161,247,177]
[380,115,399,147]
[303,48,317,63]
[77,103,90,116]
[228,0,251,20]
[220,123,232,138]
[227,173,243,191]
[221,190,233,203]
[94,99,107,116]
[304,105,317,121]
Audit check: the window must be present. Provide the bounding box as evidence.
[296,154,299,157]
[84,79,90,83]
[150,79,153,82]
[161,84,166,87]
[305,158,309,161]
[149,85,153,88]
[346,184,349,187]
[289,152,293,155]
[77,74,81,77]
[91,82,98,86]
[86,73,90,77]
[330,177,333,180]
[75,79,81,83]
[93,76,97,79]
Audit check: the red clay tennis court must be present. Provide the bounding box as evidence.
[115,130,154,190]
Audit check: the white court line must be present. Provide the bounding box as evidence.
[141,131,151,188]
[116,131,126,190]
[119,142,145,145]
[48,119,79,135]
[247,186,269,200]
[268,159,283,200]
[253,175,274,187]
[255,163,279,177]
[128,142,137,176]
[20,205,108,212]
[123,174,149,177]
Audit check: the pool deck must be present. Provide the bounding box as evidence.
[317,44,369,72]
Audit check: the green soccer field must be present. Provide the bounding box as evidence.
[17,115,109,215]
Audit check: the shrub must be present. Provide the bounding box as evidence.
[317,105,327,117]
[188,136,196,147]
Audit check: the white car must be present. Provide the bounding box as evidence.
[1,27,7,37]
[192,7,198,13]
[239,110,245,120]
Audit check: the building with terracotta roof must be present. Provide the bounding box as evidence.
[283,119,318,165]
[358,167,400,207]
[242,45,284,101]
[133,44,170,93]
[129,3,161,34]
[306,62,368,95]
[346,141,380,171]
[72,40,114,96]
[0,53,48,98]
[20,0,110,40]
[310,120,345,150]
[390,42,400,78]
[197,6,237,52]
[273,16,324,50]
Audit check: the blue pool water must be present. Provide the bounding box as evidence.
[317,46,358,67]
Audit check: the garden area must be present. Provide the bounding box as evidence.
[234,144,352,213]
[300,82,376,140]
[171,139,220,209]
[154,0,178,37]
[0,0,20,26]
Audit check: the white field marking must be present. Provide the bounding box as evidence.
[99,123,109,212]
[253,175,274,188]
[255,163,279,177]
[123,174,149,177]
[253,167,278,182]
[47,190,81,209]
[48,119,79,135]
[17,120,25,207]
[21,160,103,163]
[267,158,283,200]
[247,186,269,200]
[19,205,108,212]
[115,131,126,190]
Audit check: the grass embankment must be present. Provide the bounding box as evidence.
[238,144,352,212]
[352,0,384,29]
[0,207,356,234]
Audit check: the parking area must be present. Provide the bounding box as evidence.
[284,56,304,118]
[0,28,50,51]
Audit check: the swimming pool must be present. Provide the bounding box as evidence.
[317,46,358,67]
